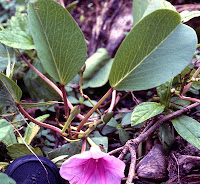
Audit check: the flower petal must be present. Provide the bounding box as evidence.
[102,154,126,178]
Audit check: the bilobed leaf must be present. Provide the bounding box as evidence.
[24,114,49,145]
[131,102,165,126]
[109,9,197,91]
[171,115,200,150]
[0,73,22,107]
[28,0,87,85]
[0,13,34,49]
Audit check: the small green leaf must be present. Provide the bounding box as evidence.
[131,102,165,126]
[7,143,43,160]
[28,0,87,85]
[101,117,118,135]
[24,114,49,145]
[171,115,200,150]
[118,129,130,145]
[0,13,34,50]
[0,119,12,141]
[157,79,173,109]
[0,173,16,184]
[121,112,132,126]
[109,9,197,91]
[82,48,113,88]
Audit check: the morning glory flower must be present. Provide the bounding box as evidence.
[59,146,125,184]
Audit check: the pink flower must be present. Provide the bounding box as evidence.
[59,147,125,184]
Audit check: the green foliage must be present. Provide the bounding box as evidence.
[131,102,165,126]
[0,13,34,50]
[7,143,43,160]
[24,114,49,144]
[23,59,60,101]
[0,173,16,184]
[0,73,22,112]
[157,79,173,109]
[0,119,13,141]
[109,9,197,91]
[171,115,200,150]
[0,119,17,146]
[91,137,108,152]
[28,0,87,85]
[82,48,113,89]
[47,142,82,160]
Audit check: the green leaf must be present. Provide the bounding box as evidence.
[7,143,43,160]
[82,48,113,89]
[133,0,161,25]
[180,10,200,23]
[156,79,173,109]
[171,115,200,150]
[91,137,108,152]
[24,114,49,145]
[28,0,87,85]
[0,73,22,107]
[0,173,16,184]
[0,13,35,50]
[0,119,12,141]
[47,142,82,160]
[118,129,130,145]
[109,9,197,91]
[131,102,165,126]
[1,119,17,146]
[121,112,132,126]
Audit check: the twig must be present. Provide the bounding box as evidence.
[126,144,137,184]
[109,102,200,184]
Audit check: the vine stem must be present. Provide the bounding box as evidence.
[20,54,91,121]
[75,87,113,134]
[60,84,69,119]
[17,103,64,136]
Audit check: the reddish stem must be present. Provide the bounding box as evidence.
[17,103,64,135]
